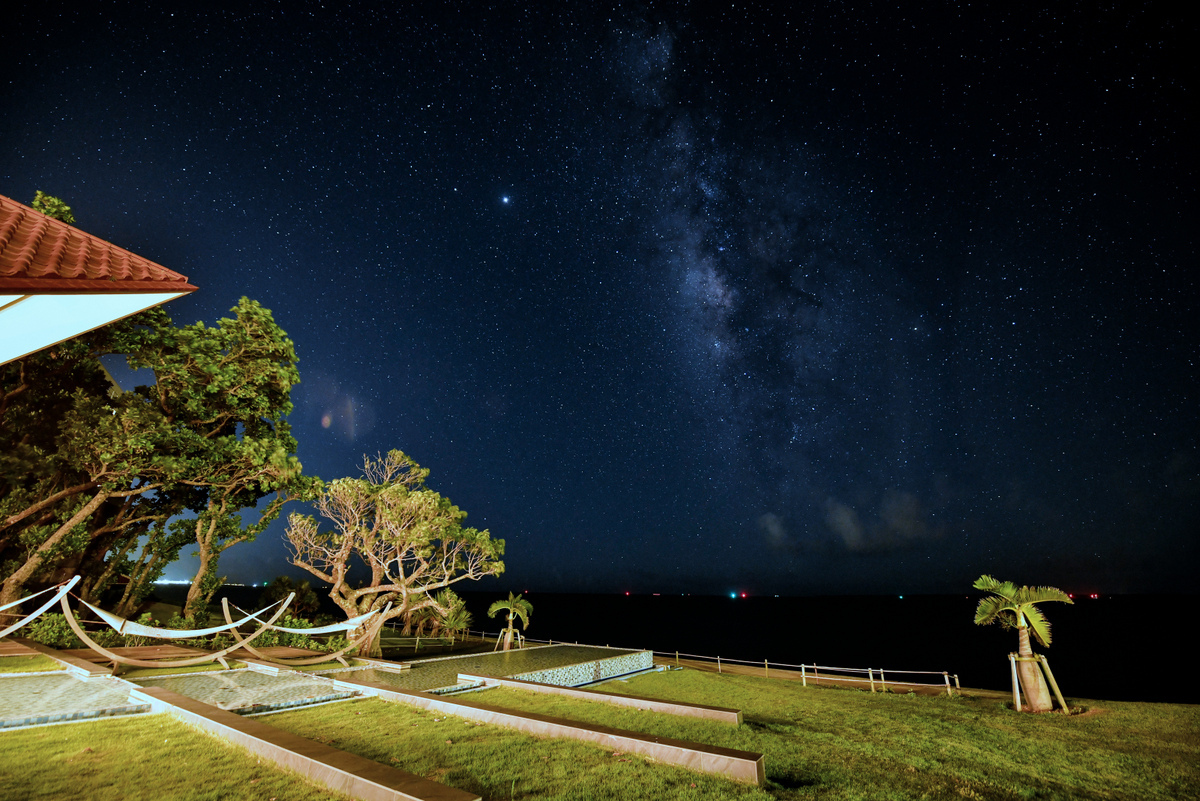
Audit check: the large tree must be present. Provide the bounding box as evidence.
[285,450,504,657]
[973,574,1073,712]
[0,298,309,618]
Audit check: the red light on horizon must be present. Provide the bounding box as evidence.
[740,592,747,598]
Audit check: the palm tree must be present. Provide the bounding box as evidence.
[973,574,1072,712]
[488,592,532,651]
[435,589,473,642]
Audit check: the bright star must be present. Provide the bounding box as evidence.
[501,195,510,204]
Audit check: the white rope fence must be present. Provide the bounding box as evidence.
[461,629,961,697]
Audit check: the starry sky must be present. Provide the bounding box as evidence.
[2,1,1194,595]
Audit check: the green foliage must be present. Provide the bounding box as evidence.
[973,574,1073,648]
[0,298,310,617]
[23,612,81,649]
[435,588,472,638]
[259,574,320,617]
[30,190,76,224]
[318,634,351,653]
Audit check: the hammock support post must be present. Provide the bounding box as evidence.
[60,593,296,672]
[222,599,392,667]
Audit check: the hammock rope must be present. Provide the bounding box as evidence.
[0,576,81,639]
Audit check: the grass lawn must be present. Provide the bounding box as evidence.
[267,695,757,801]
[266,669,1200,800]
[0,654,65,674]
[0,715,354,801]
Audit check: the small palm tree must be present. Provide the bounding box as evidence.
[973,574,1072,712]
[435,589,473,642]
[488,592,532,651]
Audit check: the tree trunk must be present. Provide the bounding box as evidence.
[0,488,109,608]
[1016,626,1053,712]
[354,624,384,658]
[185,535,216,620]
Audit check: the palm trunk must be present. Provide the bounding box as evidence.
[1016,626,1053,712]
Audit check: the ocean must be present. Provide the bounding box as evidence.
[460,592,1196,706]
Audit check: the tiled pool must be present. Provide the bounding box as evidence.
[0,674,149,729]
[135,669,358,713]
[340,644,649,692]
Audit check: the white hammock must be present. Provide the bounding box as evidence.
[224,598,391,667]
[81,596,288,639]
[0,576,81,639]
[60,592,295,669]
[232,603,381,635]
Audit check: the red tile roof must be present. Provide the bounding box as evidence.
[0,193,198,294]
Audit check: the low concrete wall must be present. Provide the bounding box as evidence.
[336,678,765,786]
[456,673,742,725]
[133,686,480,801]
[507,648,653,687]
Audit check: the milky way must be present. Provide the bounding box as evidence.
[613,24,948,558]
[2,2,1193,594]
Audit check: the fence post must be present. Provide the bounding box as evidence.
[675,650,679,668]
[869,668,875,693]
[801,665,807,687]
[717,656,721,674]
[814,666,820,686]
[954,674,960,691]
[878,669,886,692]
[943,671,952,697]
[764,659,769,678]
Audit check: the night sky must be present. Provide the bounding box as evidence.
[3,2,1194,596]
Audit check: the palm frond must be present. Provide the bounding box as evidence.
[1015,585,1073,606]
[1023,604,1054,648]
[511,605,530,629]
[974,574,1022,602]
[972,574,1001,593]
[974,595,1009,626]
[486,598,509,619]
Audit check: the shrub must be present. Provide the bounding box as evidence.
[25,613,82,648]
